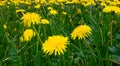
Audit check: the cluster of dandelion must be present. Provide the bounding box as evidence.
[42,25,92,56]
[19,22,92,56]
[0,0,97,7]
[1,0,93,56]
[19,10,92,56]
[19,12,49,42]
[1,0,120,8]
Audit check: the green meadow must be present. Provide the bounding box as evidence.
[0,0,120,66]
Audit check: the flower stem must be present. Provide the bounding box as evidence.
[33,26,43,53]
[110,21,113,46]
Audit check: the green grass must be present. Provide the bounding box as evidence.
[0,1,120,66]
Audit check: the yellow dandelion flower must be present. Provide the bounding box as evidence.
[16,9,25,15]
[41,19,49,24]
[71,25,92,40]
[62,11,67,15]
[42,35,69,55]
[103,6,120,14]
[71,0,80,4]
[34,0,46,3]
[0,1,6,6]
[48,0,56,3]
[49,9,58,15]
[16,9,25,13]
[77,8,81,14]
[47,7,53,10]
[34,0,40,3]
[80,0,95,7]
[3,24,7,29]
[20,29,35,42]
[100,2,107,7]
[57,0,67,3]
[21,12,42,27]
[34,4,41,9]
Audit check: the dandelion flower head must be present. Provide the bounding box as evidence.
[21,12,42,27]
[0,1,6,6]
[16,9,25,13]
[20,29,35,42]
[42,35,69,55]
[103,6,120,14]
[49,9,58,15]
[71,25,92,40]
[41,19,49,24]
[3,24,7,29]
[34,4,41,9]
[62,11,67,15]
